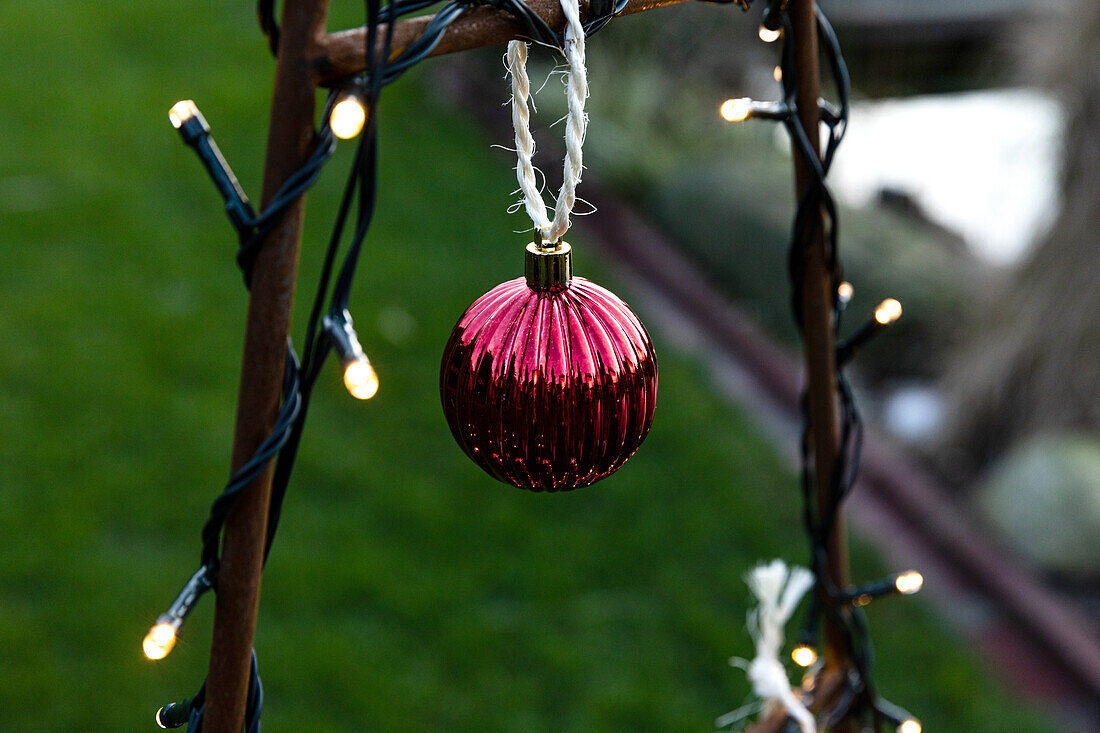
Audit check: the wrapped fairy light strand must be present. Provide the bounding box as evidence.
[717,2,923,731]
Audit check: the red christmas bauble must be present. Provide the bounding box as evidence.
[440,242,658,491]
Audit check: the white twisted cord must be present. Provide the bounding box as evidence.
[506,0,588,243]
[507,41,551,236]
[720,560,816,733]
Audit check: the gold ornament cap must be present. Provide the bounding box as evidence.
[525,241,572,291]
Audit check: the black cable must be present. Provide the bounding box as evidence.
[258,0,280,56]
[236,124,339,285]
[199,344,301,574]
[583,0,630,35]
[365,0,627,91]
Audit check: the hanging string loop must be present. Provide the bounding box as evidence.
[506,0,589,246]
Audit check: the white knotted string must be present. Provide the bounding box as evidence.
[506,0,588,244]
[719,560,816,733]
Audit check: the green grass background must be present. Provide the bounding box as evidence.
[0,3,1050,731]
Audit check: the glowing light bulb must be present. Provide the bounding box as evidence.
[720,98,752,122]
[899,719,921,733]
[759,25,781,43]
[874,298,902,325]
[894,570,924,595]
[143,622,178,660]
[837,281,854,302]
[773,65,783,82]
[330,97,367,140]
[791,645,818,668]
[169,100,198,129]
[344,358,379,400]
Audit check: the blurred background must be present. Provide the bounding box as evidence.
[0,0,1097,730]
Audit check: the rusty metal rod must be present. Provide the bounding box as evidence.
[313,0,695,82]
[786,0,851,674]
[202,0,330,730]
[789,0,859,727]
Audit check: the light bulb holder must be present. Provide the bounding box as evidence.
[874,697,920,732]
[841,571,922,606]
[842,578,893,606]
[169,100,255,233]
[819,98,843,126]
[790,592,820,666]
[837,300,901,366]
[323,309,368,366]
[721,98,790,123]
[162,566,213,629]
[145,566,213,660]
[837,321,875,365]
[155,697,197,729]
[749,99,791,120]
[761,0,790,31]
[797,582,819,642]
[795,626,817,651]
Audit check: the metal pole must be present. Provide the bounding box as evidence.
[787,0,852,675]
[202,0,329,729]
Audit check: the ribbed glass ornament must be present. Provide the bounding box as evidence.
[441,268,658,492]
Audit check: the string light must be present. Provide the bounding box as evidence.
[143,622,178,661]
[760,0,789,40]
[874,298,903,325]
[343,358,379,400]
[324,310,378,400]
[841,570,925,606]
[155,700,193,729]
[720,97,752,122]
[167,99,255,233]
[894,570,924,595]
[142,567,211,661]
[168,99,198,129]
[837,281,853,304]
[791,644,818,668]
[758,25,781,42]
[837,296,903,365]
[330,95,367,140]
[719,97,790,123]
[773,65,783,82]
[876,697,923,733]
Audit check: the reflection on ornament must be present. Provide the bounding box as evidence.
[441,242,658,491]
